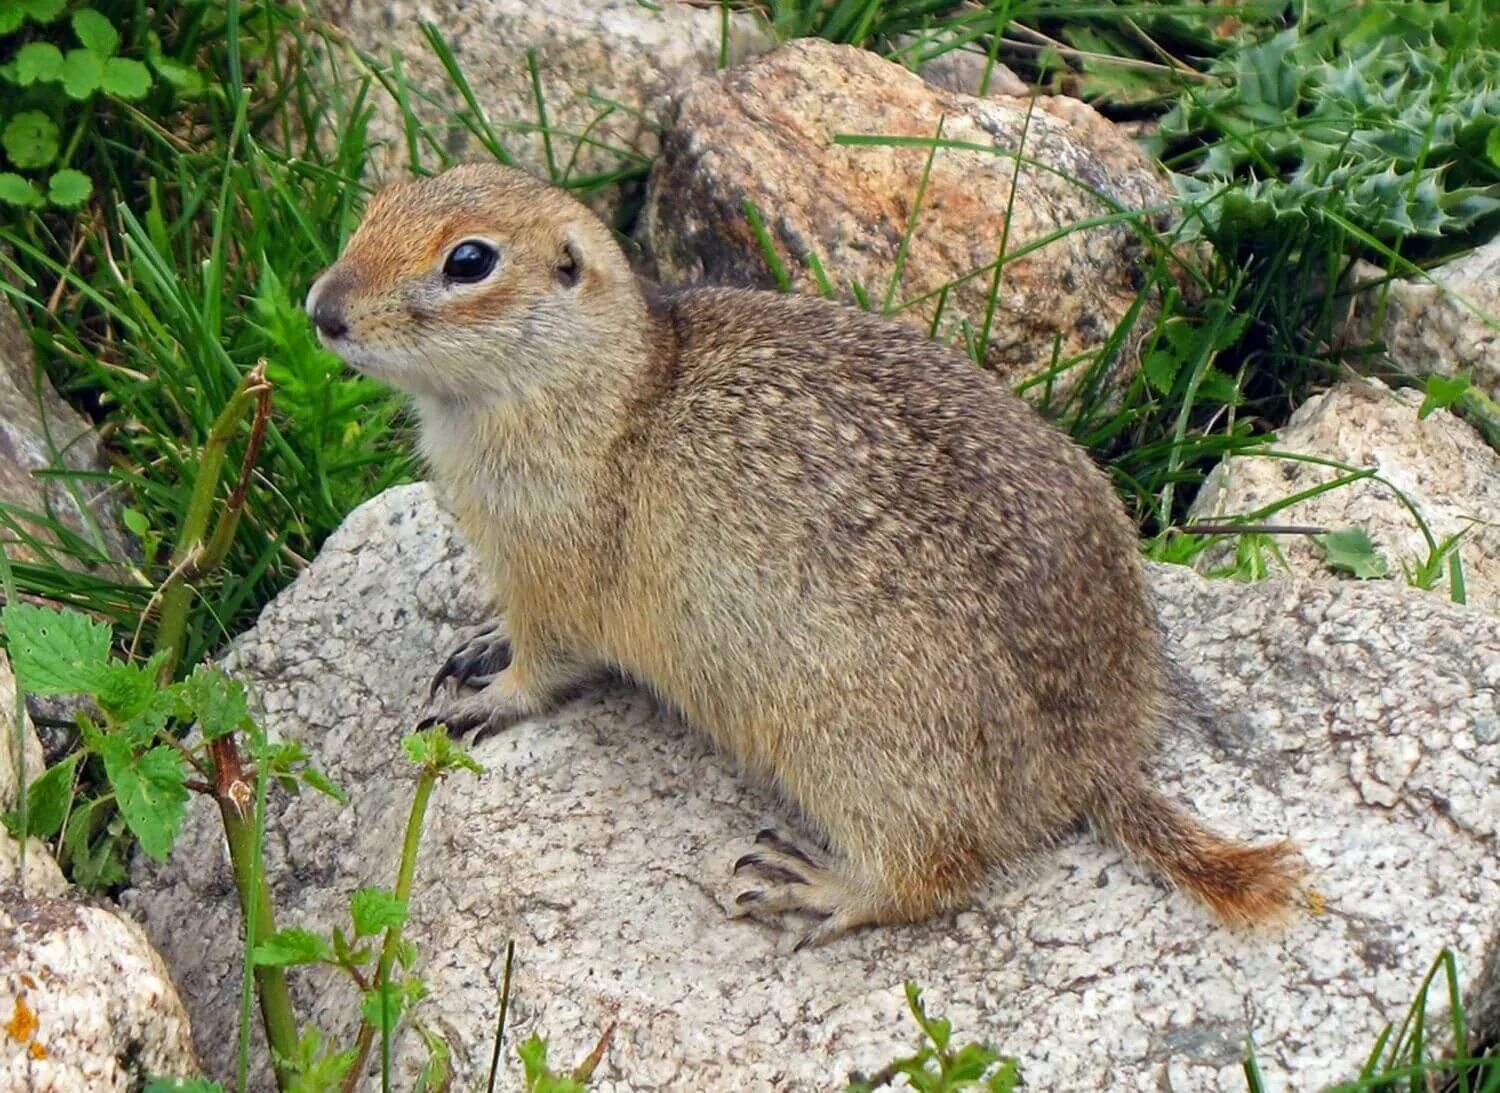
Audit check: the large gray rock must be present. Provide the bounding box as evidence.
[329,0,773,214]
[0,301,132,571]
[641,39,1171,398]
[1,654,199,1090]
[1189,379,1500,613]
[128,483,1498,1090]
[0,895,200,1091]
[0,652,67,897]
[1348,236,1500,401]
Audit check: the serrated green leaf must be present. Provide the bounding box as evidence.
[1319,527,1389,579]
[0,173,44,207]
[60,48,105,99]
[350,887,407,936]
[16,43,64,85]
[360,974,424,1030]
[2,111,60,169]
[402,727,485,776]
[11,752,82,839]
[47,168,92,207]
[300,767,346,804]
[179,665,249,740]
[102,741,187,860]
[94,659,165,723]
[102,56,151,99]
[1196,368,1242,406]
[2,602,112,694]
[71,8,120,57]
[1142,350,1180,396]
[253,927,335,967]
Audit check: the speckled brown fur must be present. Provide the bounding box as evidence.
[306,163,1303,946]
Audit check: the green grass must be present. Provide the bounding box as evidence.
[0,0,1497,1089]
[1,0,412,668]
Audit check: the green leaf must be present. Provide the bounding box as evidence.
[47,168,92,207]
[0,8,23,33]
[350,887,408,937]
[2,111,60,169]
[270,1030,356,1089]
[1417,372,1471,419]
[71,8,120,57]
[60,49,105,99]
[253,927,335,967]
[102,57,151,99]
[61,794,128,889]
[1318,527,1390,579]
[1488,127,1500,169]
[143,1079,225,1093]
[178,665,249,741]
[360,974,424,1029]
[0,173,44,207]
[12,752,82,839]
[23,0,67,22]
[15,43,64,85]
[94,659,167,723]
[1,603,112,694]
[1142,350,1180,395]
[517,1033,588,1093]
[146,33,205,94]
[122,507,150,537]
[300,767,346,804]
[402,727,485,776]
[101,741,188,860]
[1196,368,1243,406]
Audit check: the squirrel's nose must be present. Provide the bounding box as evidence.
[306,269,353,341]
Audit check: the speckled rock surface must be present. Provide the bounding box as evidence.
[128,483,1498,1091]
[1347,236,1500,400]
[888,35,1027,98]
[0,652,66,897]
[2,656,197,1089]
[1189,379,1500,613]
[1,894,200,1091]
[641,39,1170,396]
[0,302,131,569]
[328,0,772,213]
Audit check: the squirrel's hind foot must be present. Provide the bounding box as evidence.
[731,828,884,950]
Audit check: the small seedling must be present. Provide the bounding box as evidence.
[847,983,1021,1092]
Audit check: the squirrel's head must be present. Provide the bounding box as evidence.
[306,163,640,403]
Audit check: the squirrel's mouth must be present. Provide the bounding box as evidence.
[318,334,393,382]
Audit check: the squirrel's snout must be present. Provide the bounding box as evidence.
[306,267,355,342]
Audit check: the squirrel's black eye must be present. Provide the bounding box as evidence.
[443,240,498,283]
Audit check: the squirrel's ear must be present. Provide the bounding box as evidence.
[554,235,583,289]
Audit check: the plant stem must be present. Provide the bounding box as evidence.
[214,734,298,1090]
[151,363,271,684]
[342,764,438,1093]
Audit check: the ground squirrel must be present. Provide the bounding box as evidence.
[306,162,1303,947]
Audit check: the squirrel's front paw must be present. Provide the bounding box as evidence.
[419,667,541,741]
[429,620,512,697]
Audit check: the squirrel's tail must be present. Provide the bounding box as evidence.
[1090,774,1304,925]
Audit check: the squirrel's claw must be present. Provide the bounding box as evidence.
[429,621,513,697]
